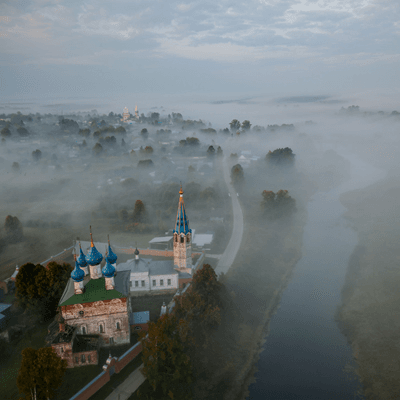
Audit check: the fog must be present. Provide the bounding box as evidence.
[1,93,400,398]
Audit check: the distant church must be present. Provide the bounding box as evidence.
[47,186,196,367]
[121,105,139,122]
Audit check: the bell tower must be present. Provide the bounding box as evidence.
[173,185,192,274]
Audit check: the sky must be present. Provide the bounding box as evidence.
[0,0,399,101]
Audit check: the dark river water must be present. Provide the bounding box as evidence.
[246,150,387,400]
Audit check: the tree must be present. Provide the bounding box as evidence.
[44,262,73,317]
[17,347,67,400]
[93,142,103,155]
[5,215,23,243]
[141,128,148,137]
[17,127,29,136]
[15,263,48,310]
[116,126,126,134]
[207,145,215,156]
[138,314,193,400]
[1,127,11,137]
[142,146,154,154]
[241,120,251,130]
[231,164,244,185]
[174,264,222,347]
[78,128,90,136]
[266,147,295,167]
[216,146,223,156]
[191,264,222,308]
[138,159,154,168]
[261,190,296,219]
[186,137,200,146]
[229,119,240,132]
[32,149,42,162]
[133,200,146,223]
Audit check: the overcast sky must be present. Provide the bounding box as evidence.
[1,0,399,101]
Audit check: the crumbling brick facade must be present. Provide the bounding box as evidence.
[60,297,130,347]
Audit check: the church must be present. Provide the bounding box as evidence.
[47,186,197,366]
[74,185,195,293]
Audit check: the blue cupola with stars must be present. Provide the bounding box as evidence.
[102,257,116,278]
[173,185,192,235]
[106,235,117,265]
[85,226,103,266]
[77,242,88,268]
[71,260,85,283]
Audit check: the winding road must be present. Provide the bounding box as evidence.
[214,157,244,276]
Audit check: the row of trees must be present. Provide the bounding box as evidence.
[266,147,295,166]
[15,261,73,321]
[17,347,67,400]
[138,264,223,399]
[261,190,296,219]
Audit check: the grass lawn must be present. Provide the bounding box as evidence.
[1,321,49,400]
[131,293,175,323]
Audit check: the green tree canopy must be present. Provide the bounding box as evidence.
[1,127,11,137]
[5,215,23,243]
[93,142,103,155]
[231,164,244,185]
[241,120,251,130]
[229,119,240,132]
[32,149,42,162]
[15,261,72,318]
[138,314,193,400]
[17,347,67,400]
[15,263,48,310]
[133,200,146,223]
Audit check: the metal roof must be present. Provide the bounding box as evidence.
[149,236,173,243]
[132,311,150,324]
[0,303,11,313]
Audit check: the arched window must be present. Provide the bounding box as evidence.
[82,326,86,335]
[180,236,184,243]
[116,322,120,330]
[99,324,104,333]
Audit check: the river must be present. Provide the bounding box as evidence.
[246,148,387,400]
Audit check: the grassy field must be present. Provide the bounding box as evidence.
[131,293,175,323]
[336,176,400,399]
[1,321,49,400]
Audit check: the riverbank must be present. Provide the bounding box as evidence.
[336,174,400,399]
[213,168,317,400]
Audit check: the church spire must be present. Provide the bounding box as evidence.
[173,185,192,272]
[174,184,190,235]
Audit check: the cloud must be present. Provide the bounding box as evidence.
[155,37,318,62]
[73,7,140,40]
[176,3,194,12]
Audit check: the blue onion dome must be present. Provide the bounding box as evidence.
[77,243,88,268]
[107,245,117,264]
[71,261,85,282]
[106,236,118,264]
[102,258,116,278]
[85,227,103,266]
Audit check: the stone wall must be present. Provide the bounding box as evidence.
[61,298,130,346]
[116,247,202,258]
[69,340,144,400]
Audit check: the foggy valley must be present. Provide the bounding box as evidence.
[0,96,399,400]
